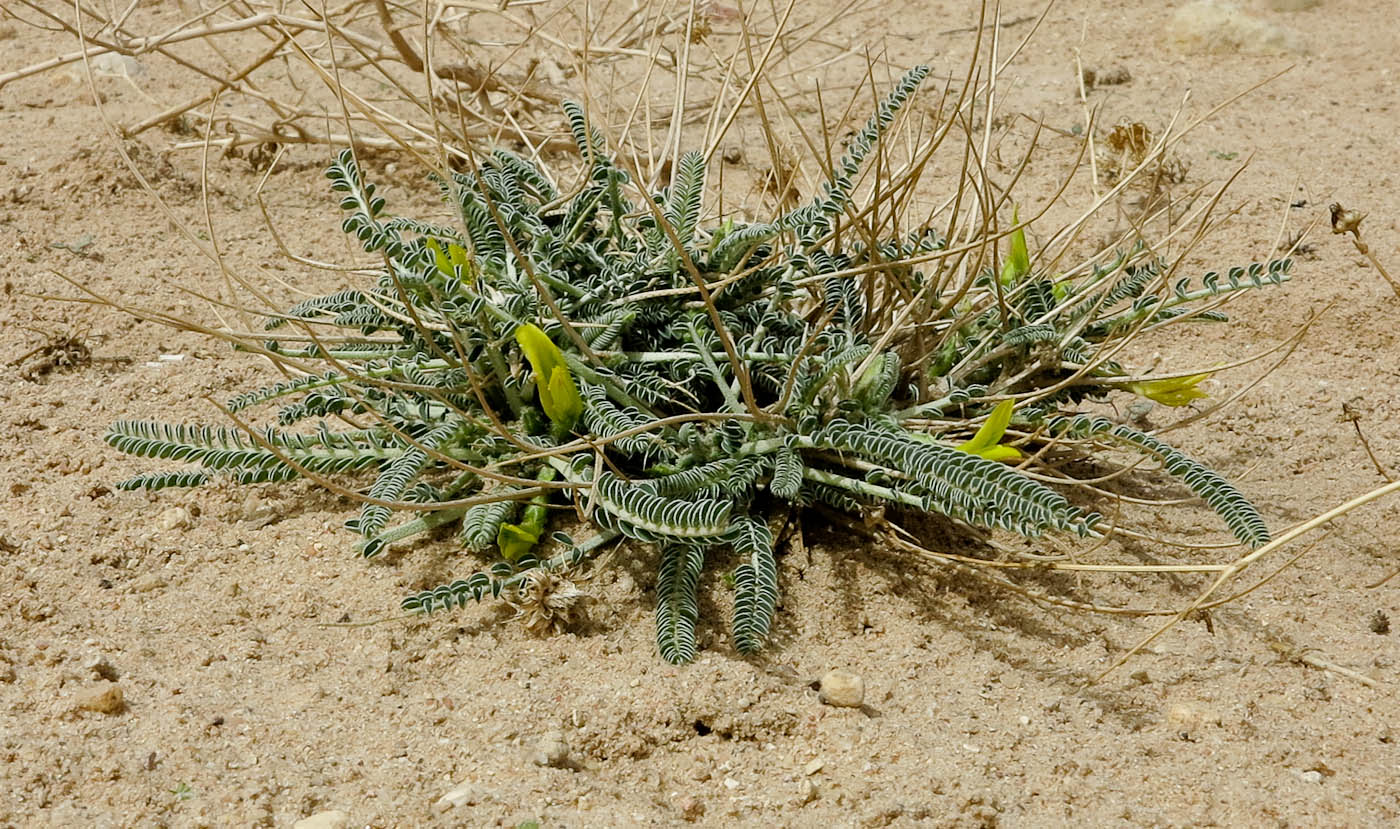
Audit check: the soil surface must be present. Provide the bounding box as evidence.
[3,1,1399,827]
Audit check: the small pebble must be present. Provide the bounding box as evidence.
[818,669,865,708]
[132,575,167,593]
[677,795,705,821]
[239,496,279,528]
[1166,703,1214,735]
[88,53,147,78]
[157,506,192,531]
[804,758,824,776]
[74,683,125,714]
[292,811,349,829]
[533,730,570,768]
[1299,770,1324,784]
[436,782,483,811]
[798,779,818,805]
[82,653,117,681]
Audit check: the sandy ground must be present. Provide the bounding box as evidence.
[3,0,1400,826]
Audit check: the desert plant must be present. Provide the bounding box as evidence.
[102,64,1293,663]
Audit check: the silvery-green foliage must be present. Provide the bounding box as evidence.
[105,66,1287,664]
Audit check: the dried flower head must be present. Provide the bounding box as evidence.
[507,570,585,637]
[1329,202,1366,237]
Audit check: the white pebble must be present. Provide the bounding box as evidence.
[818,669,865,708]
[157,506,191,531]
[436,782,483,811]
[292,811,348,829]
[533,730,570,768]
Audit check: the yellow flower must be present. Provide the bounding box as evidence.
[955,399,1023,462]
[426,239,473,281]
[496,522,541,564]
[1125,371,1213,407]
[515,323,583,430]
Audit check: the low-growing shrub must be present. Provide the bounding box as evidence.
[104,67,1290,663]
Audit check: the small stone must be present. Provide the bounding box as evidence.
[81,653,118,681]
[239,496,279,528]
[533,730,570,768]
[677,795,705,821]
[1168,1,1306,55]
[89,53,147,78]
[818,669,864,707]
[1167,703,1195,726]
[1299,770,1324,784]
[74,683,125,714]
[798,779,818,805]
[1166,703,1215,735]
[292,811,349,829]
[722,146,743,164]
[804,758,824,776]
[0,664,15,683]
[436,782,483,811]
[132,574,167,593]
[157,506,192,531]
